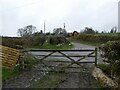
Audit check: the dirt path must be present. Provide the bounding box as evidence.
[71,42,103,64]
[56,72,98,88]
[2,42,102,88]
[71,42,95,49]
[2,64,49,88]
[55,42,99,88]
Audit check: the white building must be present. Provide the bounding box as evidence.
[118,1,120,32]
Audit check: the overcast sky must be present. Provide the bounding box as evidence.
[0,0,119,36]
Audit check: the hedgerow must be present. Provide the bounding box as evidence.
[2,37,23,48]
[76,34,120,44]
[99,41,120,83]
[2,35,69,48]
[2,36,45,48]
[48,35,70,45]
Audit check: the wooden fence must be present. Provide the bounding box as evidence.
[0,45,20,69]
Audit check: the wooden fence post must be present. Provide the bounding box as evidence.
[95,48,97,67]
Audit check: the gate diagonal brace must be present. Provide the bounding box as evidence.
[29,51,55,62]
[28,51,56,71]
[77,51,95,62]
[58,51,76,62]
[73,61,89,70]
[39,51,56,62]
[58,51,94,70]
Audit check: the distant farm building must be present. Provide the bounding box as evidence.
[68,31,79,37]
[72,31,79,36]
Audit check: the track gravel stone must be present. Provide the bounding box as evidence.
[2,42,102,88]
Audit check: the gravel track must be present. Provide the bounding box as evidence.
[2,42,102,88]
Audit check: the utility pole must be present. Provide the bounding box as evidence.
[44,20,46,34]
[64,23,65,29]
[118,1,120,32]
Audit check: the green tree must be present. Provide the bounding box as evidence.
[81,27,95,34]
[53,28,67,36]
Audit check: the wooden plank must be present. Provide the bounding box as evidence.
[77,51,95,62]
[38,51,56,61]
[0,45,20,69]
[2,50,19,54]
[2,54,19,59]
[2,50,19,55]
[2,61,15,65]
[46,60,95,63]
[58,51,75,62]
[2,55,18,60]
[1,45,19,53]
[2,53,19,60]
[95,48,97,66]
[35,55,95,57]
[25,49,95,52]
[1,45,19,51]
[2,62,13,67]
[2,59,17,64]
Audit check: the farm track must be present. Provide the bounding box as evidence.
[2,42,103,88]
[55,42,99,88]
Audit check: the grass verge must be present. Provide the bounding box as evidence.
[2,67,21,81]
[93,80,107,90]
[2,54,38,81]
[31,43,74,50]
[97,64,108,71]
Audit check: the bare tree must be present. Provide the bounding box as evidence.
[17,28,25,37]
[17,25,36,37]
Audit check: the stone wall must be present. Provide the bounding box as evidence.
[92,67,118,88]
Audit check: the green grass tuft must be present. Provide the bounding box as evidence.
[2,67,20,81]
[2,54,38,81]
[32,43,74,50]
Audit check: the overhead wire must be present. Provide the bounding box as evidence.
[2,1,42,12]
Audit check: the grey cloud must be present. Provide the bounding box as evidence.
[1,0,119,36]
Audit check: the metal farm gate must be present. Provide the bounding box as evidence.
[22,48,97,73]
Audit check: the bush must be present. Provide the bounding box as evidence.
[33,36,45,46]
[99,41,120,82]
[48,35,70,45]
[100,41,120,63]
[2,36,46,48]
[2,37,23,49]
[18,52,38,70]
